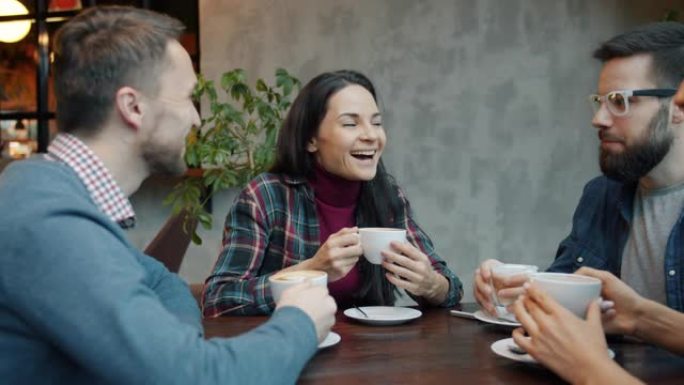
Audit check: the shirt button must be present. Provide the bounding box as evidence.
[576,257,584,263]
[669,270,676,276]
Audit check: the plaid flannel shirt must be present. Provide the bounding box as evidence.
[202,173,463,316]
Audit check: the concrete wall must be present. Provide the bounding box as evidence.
[127,0,683,302]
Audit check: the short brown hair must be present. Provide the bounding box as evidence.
[53,6,185,135]
[593,22,684,89]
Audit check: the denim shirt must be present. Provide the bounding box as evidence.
[548,176,684,311]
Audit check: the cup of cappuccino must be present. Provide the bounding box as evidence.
[530,272,602,318]
[359,227,407,264]
[268,270,327,303]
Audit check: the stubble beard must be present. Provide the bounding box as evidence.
[142,130,188,177]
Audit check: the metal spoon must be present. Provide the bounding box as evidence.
[354,305,369,318]
[508,343,527,355]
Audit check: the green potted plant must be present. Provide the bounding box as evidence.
[164,68,301,244]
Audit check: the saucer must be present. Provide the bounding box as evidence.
[491,337,615,364]
[343,306,422,325]
[473,310,521,327]
[318,331,341,349]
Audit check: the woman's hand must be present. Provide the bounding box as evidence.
[303,227,363,281]
[381,241,449,305]
[512,284,616,385]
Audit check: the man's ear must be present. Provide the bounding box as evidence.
[675,81,684,109]
[115,86,145,130]
[672,99,684,125]
[306,137,318,153]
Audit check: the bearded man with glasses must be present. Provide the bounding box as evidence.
[474,21,684,315]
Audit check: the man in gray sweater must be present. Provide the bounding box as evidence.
[0,6,336,385]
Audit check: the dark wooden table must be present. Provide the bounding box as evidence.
[202,303,684,384]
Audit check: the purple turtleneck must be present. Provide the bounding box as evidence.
[308,165,362,307]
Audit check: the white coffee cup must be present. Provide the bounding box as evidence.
[358,227,407,265]
[530,272,602,318]
[490,264,538,320]
[268,270,328,303]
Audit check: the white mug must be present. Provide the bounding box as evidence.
[358,227,407,265]
[530,272,602,318]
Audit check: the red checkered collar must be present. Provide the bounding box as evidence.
[47,133,136,229]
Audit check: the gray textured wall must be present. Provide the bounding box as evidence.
[127,0,682,302]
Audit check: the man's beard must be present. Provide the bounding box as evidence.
[599,104,673,183]
[142,135,188,176]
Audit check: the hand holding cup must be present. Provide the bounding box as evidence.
[512,284,611,385]
[271,270,336,343]
[381,240,450,304]
[473,259,502,315]
[308,227,363,281]
[575,267,645,335]
[484,263,538,319]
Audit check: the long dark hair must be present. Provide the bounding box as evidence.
[270,70,402,305]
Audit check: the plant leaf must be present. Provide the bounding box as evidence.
[165,67,301,244]
[256,79,267,92]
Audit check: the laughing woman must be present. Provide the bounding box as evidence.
[202,70,462,316]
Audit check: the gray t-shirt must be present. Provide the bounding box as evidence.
[621,181,684,304]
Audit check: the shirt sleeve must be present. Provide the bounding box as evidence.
[136,252,203,332]
[203,184,276,316]
[399,188,463,307]
[5,200,318,385]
